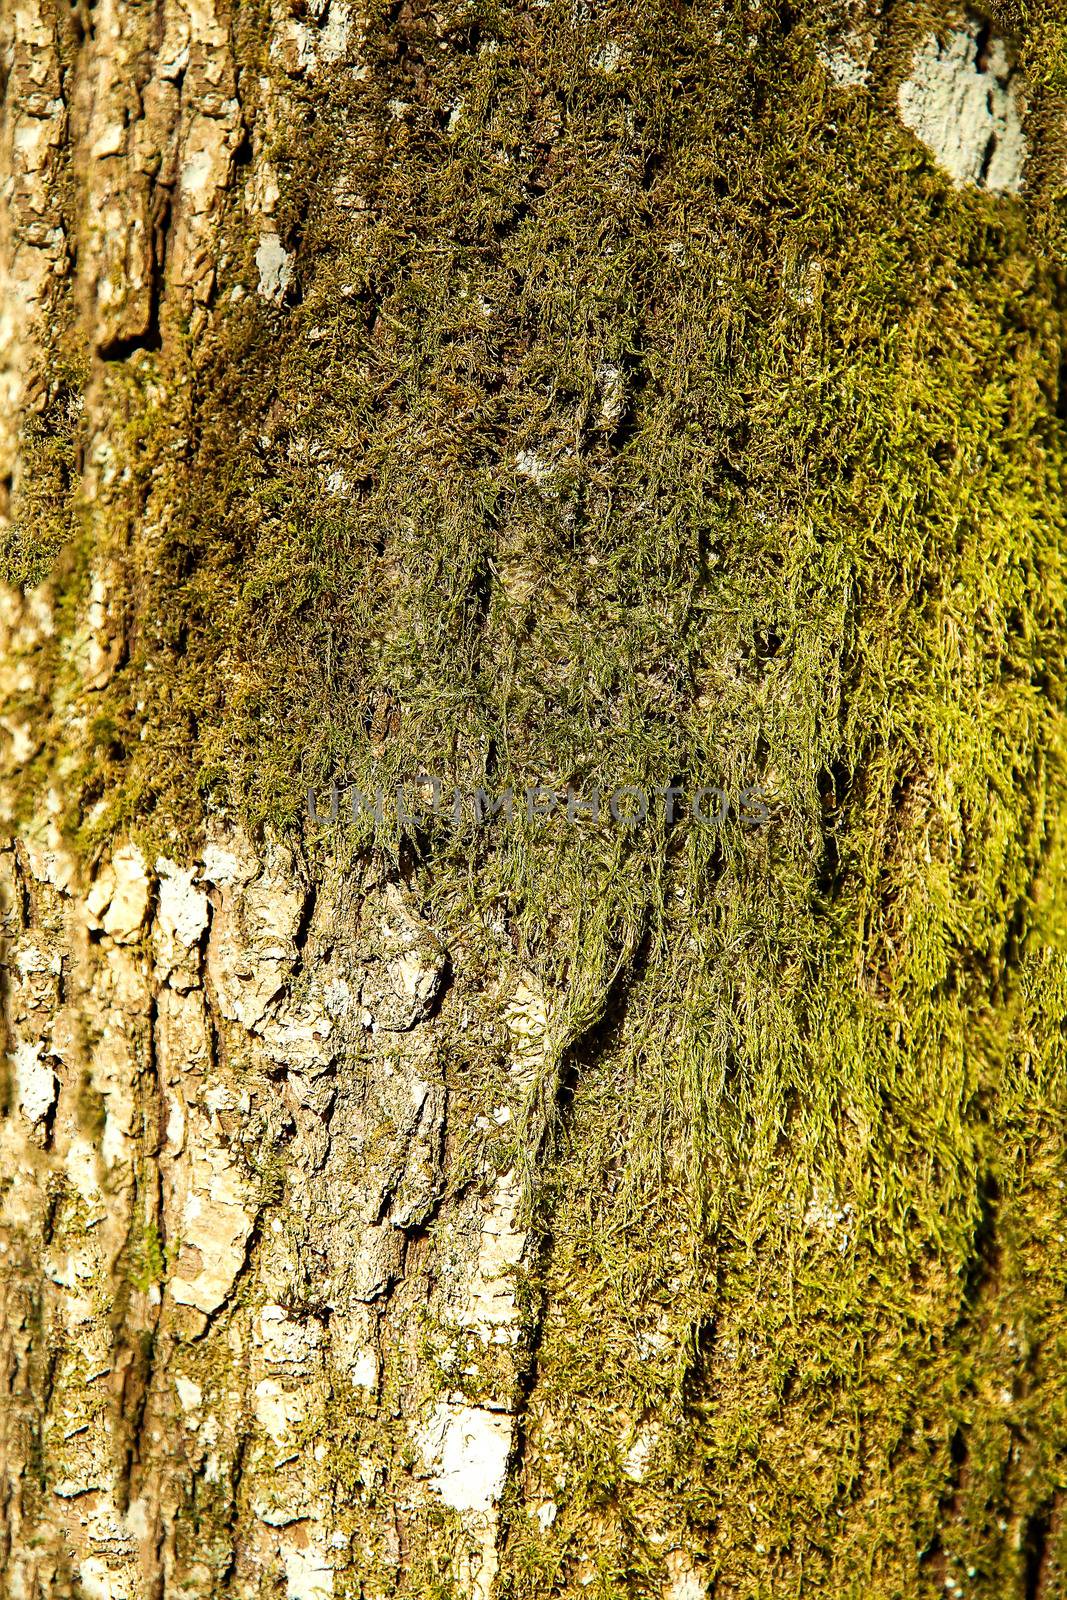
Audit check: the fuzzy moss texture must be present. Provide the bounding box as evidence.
[10,0,1067,1594]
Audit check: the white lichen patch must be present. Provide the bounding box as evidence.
[256,232,294,301]
[514,447,555,485]
[455,1171,527,1341]
[87,843,152,942]
[169,1158,255,1314]
[597,361,626,426]
[318,0,352,64]
[14,1039,57,1127]
[349,1346,378,1390]
[636,1324,671,1360]
[416,1401,513,1513]
[360,884,449,1031]
[254,1378,307,1445]
[282,1539,334,1600]
[256,1304,325,1374]
[590,40,626,73]
[155,858,209,949]
[408,1160,532,1591]
[664,1549,708,1599]
[535,1498,558,1530]
[897,17,1026,193]
[817,29,873,89]
[271,17,317,75]
[78,1553,137,1600]
[174,1376,203,1417]
[504,975,551,1083]
[622,1422,660,1482]
[803,1188,854,1255]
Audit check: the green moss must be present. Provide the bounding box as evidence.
[6,0,1067,1592]
[127,1221,165,1293]
[3,355,87,589]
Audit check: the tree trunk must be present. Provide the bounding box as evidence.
[1,2,1066,1597]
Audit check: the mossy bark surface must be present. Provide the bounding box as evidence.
[2,2,1067,1597]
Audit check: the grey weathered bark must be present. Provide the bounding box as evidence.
[2,4,542,1593]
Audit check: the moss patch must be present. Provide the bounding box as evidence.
[7,0,1067,1593]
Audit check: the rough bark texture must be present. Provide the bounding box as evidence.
[2,2,1067,1598]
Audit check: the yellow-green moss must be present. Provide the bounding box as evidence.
[3,355,87,589]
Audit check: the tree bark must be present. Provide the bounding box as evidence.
[2,2,1066,1598]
